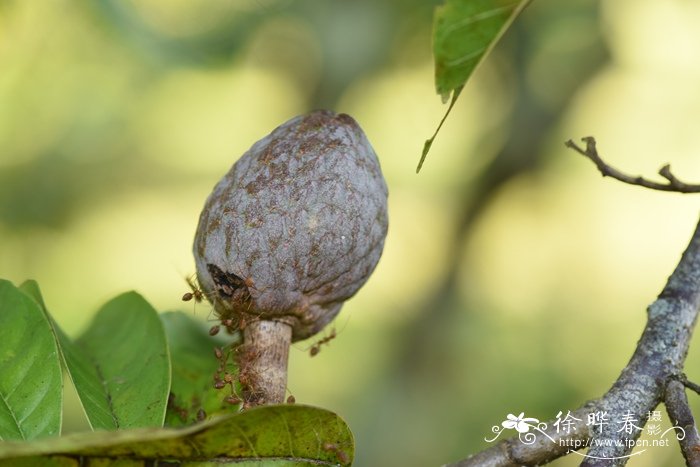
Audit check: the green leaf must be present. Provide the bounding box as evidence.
[0,279,62,440]
[0,405,354,466]
[161,311,241,427]
[73,292,171,430]
[434,0,530,98]
[21,280,113,431]
[418,0,530,173]
[17,280,48,311]
[20,288,170,430]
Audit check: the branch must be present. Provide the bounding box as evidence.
[449,216,700,466]
[564,137,700,193]
[664,379,700,466]
[681,374,700,396]
[450,408,593,466]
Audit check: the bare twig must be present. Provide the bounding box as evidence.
[449,216,700,466]
[681,374,700,396]
[564,137,700,193]
[664,379,700,466]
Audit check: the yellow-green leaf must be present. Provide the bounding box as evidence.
[0,405,354,466]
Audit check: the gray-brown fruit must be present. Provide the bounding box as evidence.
[193,110,388,405]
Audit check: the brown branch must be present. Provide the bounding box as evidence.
[564,137,700,193]
[664,379,700,466]
[449,216,700,466]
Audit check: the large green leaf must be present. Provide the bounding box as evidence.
[161,311,241,427]
[0,280,62,440]
[418,0,531,173]
[19,286,171,430]
[0,405,354,466]
[73,292,171,430]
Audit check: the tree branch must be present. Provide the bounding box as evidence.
[564,137,700,193]
[449,216,700,466]
[450,407,593,466]
[664,379,700,466]
[681,374,700,396]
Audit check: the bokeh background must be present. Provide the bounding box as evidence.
[3,0,700,465]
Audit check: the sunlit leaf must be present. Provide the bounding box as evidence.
[0,405,354,466]
[73,292,171,430]
[0,280,62,440]
[161,311,240,427]
[419,0,530,172]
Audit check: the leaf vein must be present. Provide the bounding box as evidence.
[442,2,519,36]
[231,422,258,457]
[445,45,487,67]
[0,386,24,439]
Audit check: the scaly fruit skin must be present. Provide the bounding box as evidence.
[194,110,388,341]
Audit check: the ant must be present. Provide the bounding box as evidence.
[213,345,244,405]
[286,388,296,404]
[232,344,272,408]
[224,394,242,405]
[223,307,267,334]
[309,327,337,357]
[234,309,267,331]
[213,344,268,409]
[182,274,206,303]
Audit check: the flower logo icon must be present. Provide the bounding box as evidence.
[502,413,540,433]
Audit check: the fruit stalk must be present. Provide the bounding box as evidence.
[238,320,292,405]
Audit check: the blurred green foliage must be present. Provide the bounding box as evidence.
[2,1,700,466]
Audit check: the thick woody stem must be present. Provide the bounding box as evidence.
[239,320,292,406]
